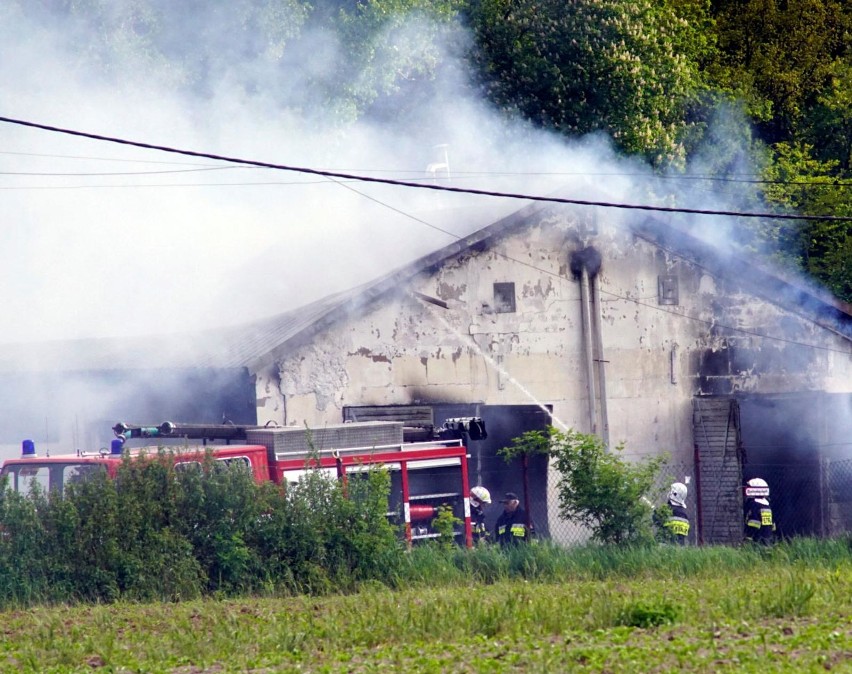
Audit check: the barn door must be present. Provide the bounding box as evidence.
[693,397,744,545]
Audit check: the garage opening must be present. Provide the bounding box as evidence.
[344,403,552,538]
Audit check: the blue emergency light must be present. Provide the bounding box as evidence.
[21,439,36,457]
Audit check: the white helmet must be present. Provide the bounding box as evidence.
[669,482,687,507]
[470,486,491,506]
[745,477,770,499]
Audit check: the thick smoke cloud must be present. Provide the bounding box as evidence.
[0,1,731,344]
[0,2,847,464]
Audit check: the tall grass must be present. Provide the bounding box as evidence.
[396,536,852,588]
[0,454,849,611]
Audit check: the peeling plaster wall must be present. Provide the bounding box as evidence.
[258,211,852,469]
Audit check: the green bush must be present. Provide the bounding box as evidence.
[0,447,402,606]
[502,427,666,545]
[617,599,680,627]
[430,505,461,551]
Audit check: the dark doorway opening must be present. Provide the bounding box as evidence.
[344,403,552,538]
[739,394,824,538]
[434,404,552,538]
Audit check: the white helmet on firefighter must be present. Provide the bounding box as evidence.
[745,477,770,503]
[669,482,688,507]
[470,486,491,507]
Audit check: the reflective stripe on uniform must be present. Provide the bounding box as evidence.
[497,525,507,536]
[665,516,689,537]
[746,519,761,529]
[510,523,526,537]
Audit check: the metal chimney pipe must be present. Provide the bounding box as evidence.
[579,266,598,435]
[591,273,610,448]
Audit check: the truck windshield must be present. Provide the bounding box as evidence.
[1,463,106,495]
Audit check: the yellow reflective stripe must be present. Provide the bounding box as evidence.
[497,525,506,535]
[761,511,773,526]
[665,519,689,536]
[746,519,761,529]
[510,524,526,537]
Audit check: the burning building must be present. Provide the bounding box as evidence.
[0,202,849,544]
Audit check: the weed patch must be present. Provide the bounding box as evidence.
[617,599,680,628]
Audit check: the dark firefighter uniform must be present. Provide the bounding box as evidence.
[471,502,488,543]
[664,501,690,545]
[494,506,533,546]
[745,498,775,544]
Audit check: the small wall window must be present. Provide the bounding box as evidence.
[658,275,679,305]
[493,282,516,313]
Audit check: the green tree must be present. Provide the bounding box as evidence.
[305,0,464,124]
[711,0,852,143]
[802,58,852,171]
[758,142,852,301]
[465,0,713,165]
[504,428,667,545]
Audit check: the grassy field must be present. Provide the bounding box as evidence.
[1,542,851,673]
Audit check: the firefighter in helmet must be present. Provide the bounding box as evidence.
[744,477,776,544]
[662,482,690,545]
[469,486,492,543]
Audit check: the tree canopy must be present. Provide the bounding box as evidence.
[465,0,712,166]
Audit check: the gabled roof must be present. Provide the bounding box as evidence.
[631,218,852,341]
[233,201,852,359]
[1,199,848,374]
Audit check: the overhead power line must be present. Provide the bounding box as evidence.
[0,150,217,166]
[3,148,849,188]
[0,167,235,177]
[1,115,850,223]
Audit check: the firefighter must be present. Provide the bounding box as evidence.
[744,477,776,544]
[469,486,492,544]
[494,492,534,546]
[662,482,690,545]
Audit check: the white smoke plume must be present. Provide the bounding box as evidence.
[0,2,847,465]
[0,1,767,345]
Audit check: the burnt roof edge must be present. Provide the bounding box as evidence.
[632,218,852,342]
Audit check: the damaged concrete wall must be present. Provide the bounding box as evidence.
[252,208,852,473]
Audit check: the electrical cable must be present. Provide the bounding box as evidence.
[0,179,341,190]
[1,115,848,353]
[3,149,849,188]
[1,115,850,222]
[0,149,217,166]
[0,167,238,177]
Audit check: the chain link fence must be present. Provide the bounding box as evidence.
[827,457,852,537]
[541,461,698,547]
[529,458,852,547]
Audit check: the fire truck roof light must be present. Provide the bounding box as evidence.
[110,439,124,456]
[22,439,36,457]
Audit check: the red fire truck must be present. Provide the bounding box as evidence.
[0,418,482,547]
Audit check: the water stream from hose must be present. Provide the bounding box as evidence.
[424,303,570,431]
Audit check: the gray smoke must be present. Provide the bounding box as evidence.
[0,2,757,344]
[0,2,847,461]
